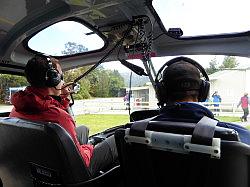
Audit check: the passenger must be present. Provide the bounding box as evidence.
[154,56,250,145]
[9,55,118,177]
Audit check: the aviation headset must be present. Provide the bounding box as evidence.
[27,55,62,87]
[155,56,210,106]
[44,57,62,87]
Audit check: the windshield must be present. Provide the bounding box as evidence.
[104,54,250,105]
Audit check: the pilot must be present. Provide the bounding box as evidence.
[9,55,118,176]
[154,56,250,145]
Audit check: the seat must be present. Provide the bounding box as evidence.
[0,112,10,117]
[115,117,250,187]
[0,117,121,187]
[129,109,159,122]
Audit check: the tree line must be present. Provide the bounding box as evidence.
[64,65,125,99]
[0,66,125,103]
[205,56,238,75]
[0,42,125,103]
[61,42,125,99]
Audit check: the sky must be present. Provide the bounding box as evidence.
[28,0,250,73]
[155,0,250,36]
[28,21,104,56]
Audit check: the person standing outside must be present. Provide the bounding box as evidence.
[237,93,250,122]
[212,91,222,114]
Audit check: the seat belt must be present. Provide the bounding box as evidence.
[129,116,157,137]
[191,116,218,146]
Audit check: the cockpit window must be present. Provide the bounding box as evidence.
[153,0,250,36]
[28,21,104,56]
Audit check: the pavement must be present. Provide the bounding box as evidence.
[0,105,12,113]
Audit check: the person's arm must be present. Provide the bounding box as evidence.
[237,99,241,108]
[54,108,94,167]
[60,82,72,99]
[60,82,75,115]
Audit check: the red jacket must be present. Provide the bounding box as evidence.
[239,96,249,109]
[9,86,93,167]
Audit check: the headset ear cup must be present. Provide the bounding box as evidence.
[155,81,167,106]
[45,69,61,87]
[198,80,210,102]
[45,60,61,87]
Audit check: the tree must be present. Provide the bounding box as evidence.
[87,67,125,97]
[219,56,238,69]
[61,42,88,55]
[62,41,91,99]
[87,67,109,97]
[0,74,28,102]
[61,42,125,98]
[64,67,91,99]
[108,70,125,97]
[205,57,219,75]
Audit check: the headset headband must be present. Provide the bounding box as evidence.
[155,56,210,105]
[155,56,209,83]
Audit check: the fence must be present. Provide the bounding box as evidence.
[72,98,243,117]
[200,102,242,116]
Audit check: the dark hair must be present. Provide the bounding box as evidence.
[25,56,54,87]
[167,90,199,102]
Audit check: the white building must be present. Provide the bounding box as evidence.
[126,64,250,109]
[209,66,250,103]
[126,82,158,108]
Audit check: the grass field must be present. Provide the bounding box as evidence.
[75,114,249,135]
[216,116,241,122]
[75,114,130,135]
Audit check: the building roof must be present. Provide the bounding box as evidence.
[209,64,250,80]
[236,63,250,69]
[209,70,234,80]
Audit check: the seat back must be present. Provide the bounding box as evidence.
[130,109,159,122]
[0,117,91,187]
[115,119,250,187]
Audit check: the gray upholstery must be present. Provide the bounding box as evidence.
[0,117,90,186]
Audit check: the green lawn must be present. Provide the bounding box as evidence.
[75,114,250,135]
[75,114,130,135]
[216,116,241,122]
[216,116,250,129]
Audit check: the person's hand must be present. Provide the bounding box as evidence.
[60,82,73,98]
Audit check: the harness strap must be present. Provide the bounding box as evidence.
[191,116,218,146]
[129,117,156,137]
